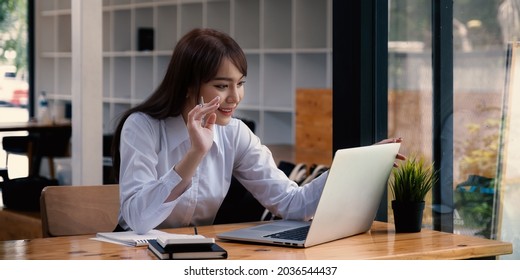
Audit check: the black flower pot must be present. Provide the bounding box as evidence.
[391,200,425,233]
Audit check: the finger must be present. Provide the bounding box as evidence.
[208,96,220,105]
[199,96,220,108]
[392,153,407,168]
[204,113,217,129]
[194,99,219,125]
[197,100,219,114]
[379,139,393,144]
[386,137,403,144]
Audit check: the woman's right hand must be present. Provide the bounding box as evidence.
[186,96,220,155]
[167,96,221,201]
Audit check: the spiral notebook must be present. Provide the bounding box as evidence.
[95,229,210,247]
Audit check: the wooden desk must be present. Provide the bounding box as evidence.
[0,221,512,260]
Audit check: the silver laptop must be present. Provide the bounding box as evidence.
[216,143,401,248]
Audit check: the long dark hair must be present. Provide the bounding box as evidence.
[111,28,247,181]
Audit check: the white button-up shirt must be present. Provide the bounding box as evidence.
[118,112,328,234]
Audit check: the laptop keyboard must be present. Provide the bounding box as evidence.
[263,225,310,241]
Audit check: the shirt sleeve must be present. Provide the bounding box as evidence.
[231,121,327,221]
[118,114,183,234]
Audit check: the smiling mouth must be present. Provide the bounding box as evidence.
[218,107,233,114]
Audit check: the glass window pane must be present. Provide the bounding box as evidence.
[453,1,504,240]
[388,0,433,229]
[453,0,520,259]
[0,0,30,179]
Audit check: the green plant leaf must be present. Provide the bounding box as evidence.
[389,156,438,202]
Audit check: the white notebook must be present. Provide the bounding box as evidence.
[95,229,212,247]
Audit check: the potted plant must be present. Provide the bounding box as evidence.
[389,156,438,233]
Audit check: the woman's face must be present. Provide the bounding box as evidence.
[198,58,246,126]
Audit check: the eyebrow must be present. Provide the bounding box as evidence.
[212,75,245,82]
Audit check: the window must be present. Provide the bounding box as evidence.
[388,0,434,228]
[387,0,520,259]
[0,0,30,179]
[0,0,29,111]
[452,0,519,259]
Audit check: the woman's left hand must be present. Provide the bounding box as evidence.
[375,137,406,167]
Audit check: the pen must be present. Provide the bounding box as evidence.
[194,226,198,235]
[199,97,206,126]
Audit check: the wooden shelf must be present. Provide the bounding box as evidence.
[35,0,332,144]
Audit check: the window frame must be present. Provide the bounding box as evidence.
[333,0,454,230]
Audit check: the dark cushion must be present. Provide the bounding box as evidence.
[2,135,36,154]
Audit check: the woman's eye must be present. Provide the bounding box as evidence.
[215,84,227,89]
[237,81,246,87]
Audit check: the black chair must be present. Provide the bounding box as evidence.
[2,127,72,180]
[0,168,8,182]
[103,134,116,184]
[214,118,268,224]
[3,134,38,179]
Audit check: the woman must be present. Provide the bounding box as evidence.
[112,28,403,234]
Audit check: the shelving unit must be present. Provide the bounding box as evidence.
[35,0,332,144]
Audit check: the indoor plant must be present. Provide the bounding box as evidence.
[389,156,438,233]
